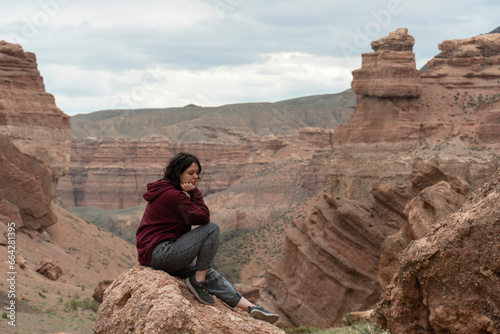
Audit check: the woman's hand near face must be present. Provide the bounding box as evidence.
[181,182,196,192]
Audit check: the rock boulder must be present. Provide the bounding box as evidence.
[36,260,63,280]
[93,266,284,334]
[377,167,500,333]
[92,279,114,303]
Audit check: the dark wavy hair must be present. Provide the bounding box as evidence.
[163,152,202,189]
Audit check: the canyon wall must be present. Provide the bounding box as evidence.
[0,41,71,230]
[58,92,356,230]
[251,29,500,327]
[256,160,468,328]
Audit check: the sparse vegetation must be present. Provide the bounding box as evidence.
[453,91,500,113]
[281,315,390,334]
[64,297,101,313]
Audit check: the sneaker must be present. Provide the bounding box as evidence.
[185,277,215,305]
[249,305,280,324]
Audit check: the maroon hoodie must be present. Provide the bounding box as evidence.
[136,179,210,266]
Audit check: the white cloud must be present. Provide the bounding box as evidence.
[45,52,354,115]
[0,0,498,115]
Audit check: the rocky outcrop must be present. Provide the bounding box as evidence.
[36,260,63,280]
[0,41,71,230]
[351,28,422,98]
[258,188,400,327]
[93,266,284,334]
[250,28,500,325]
[377,167,500,334]
[0,133,56,229]
[328,29,500,205]
[255,160,467,327]
[92,279,114,303]
[377,160,469,289]
[478,109,500,143]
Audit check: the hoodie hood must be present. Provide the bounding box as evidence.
[143,179,175,202]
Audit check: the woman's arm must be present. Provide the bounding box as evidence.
[173,188,210,225]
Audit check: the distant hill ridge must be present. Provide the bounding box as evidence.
[70,90,356,143]
[489,26,500,34]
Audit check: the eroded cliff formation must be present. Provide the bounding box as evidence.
[251,28,500,328]
[375,160,469,290]
[254,160,468,328]
[263,189,400,327]
[58,92,356,230]
[377,166,500,334]
[0,41,71,230]
[328,28,500,204]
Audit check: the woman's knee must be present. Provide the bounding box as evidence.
[207,222,219,240]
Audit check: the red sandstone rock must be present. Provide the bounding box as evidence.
[378,161,469,289]
[0,41,71,230]
[57,91,356,229]
[478,109,500,143]
[93,266,285,334]
[92,279,114,303]
[408,160,469,194]
[0,222,7,245]
[36,260,63,280]
[298,127,333,147]
[252,161,469,327]
[378,228,411,291]
[57,133,352,234]
[261,189,399,327]
[0,133,56,229]
[405,181,467,240]
[0,198,23,227]
[351,28,422,98]
[377,167,500,334]
[329,29,500,205]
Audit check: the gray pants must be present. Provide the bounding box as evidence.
[149,222,242,307]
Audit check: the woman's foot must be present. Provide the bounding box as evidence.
[185,276,215,305]
[249,305,280,324]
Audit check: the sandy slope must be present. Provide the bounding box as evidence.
[0,205,137,334]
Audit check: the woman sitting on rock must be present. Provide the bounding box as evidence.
[136,152,279,324]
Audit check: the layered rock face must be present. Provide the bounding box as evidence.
[329,29,500,204]
[377,167,500,334]
[351,28,422,98]
[58,92,355,230]
[93,266,284,334]
[263,189,400,327]
[256,161,467,327]
[376,160,469,289]
[0,41,70,229]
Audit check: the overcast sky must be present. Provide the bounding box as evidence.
[1,0,498,116]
